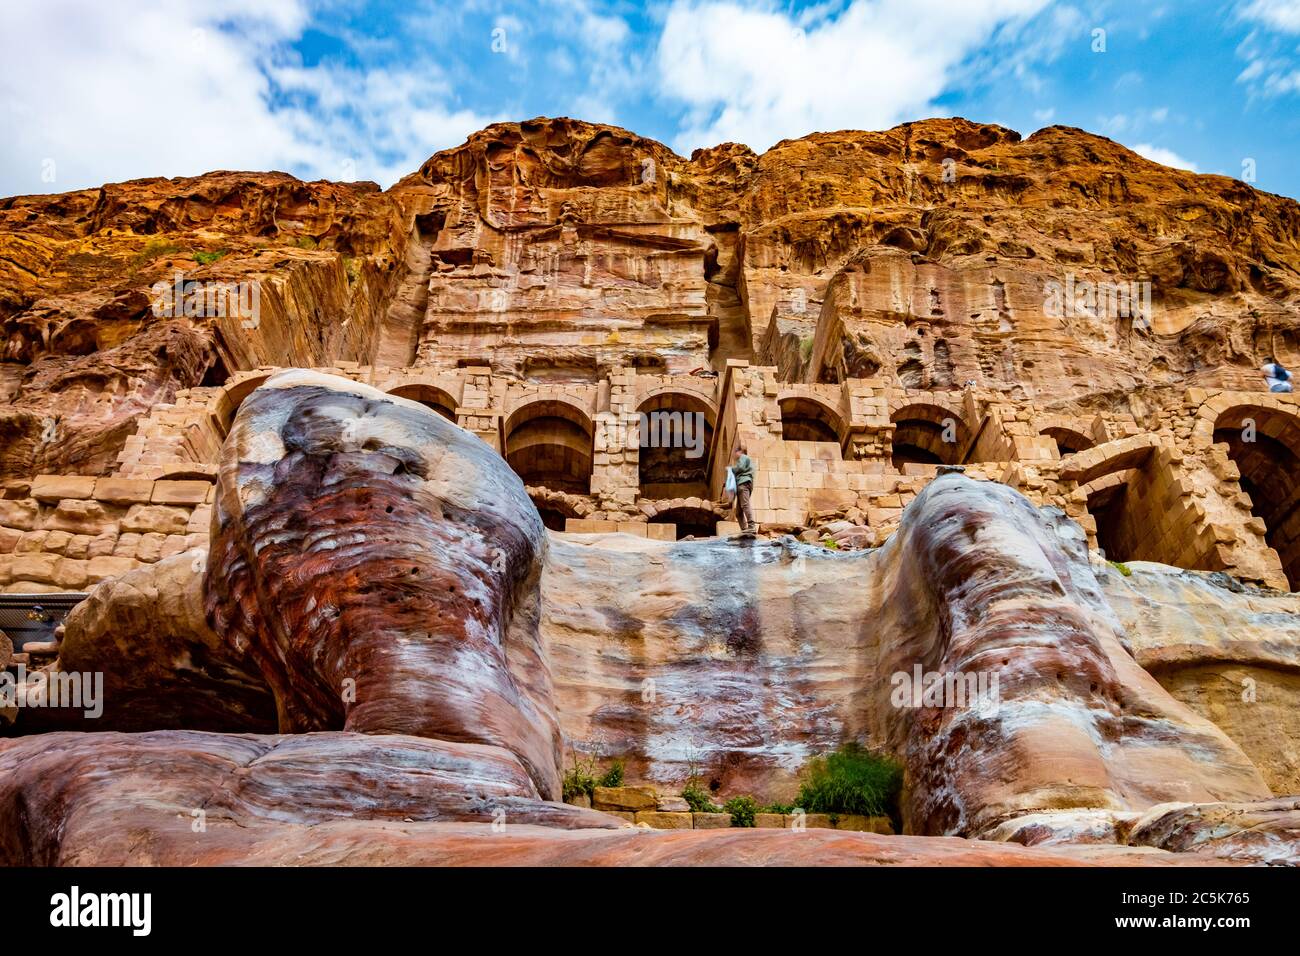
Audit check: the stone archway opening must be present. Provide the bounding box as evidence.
[1042,426,1095,457]
[1080,469,1140,562]
[637,392,715,500]
[649,507,719,540]
[1213,405,1300,589]
[779,396,844,446]
[388,383,457,422]
[504,400,594,495]
[1064,438,1223,573]
[890,404,968,470]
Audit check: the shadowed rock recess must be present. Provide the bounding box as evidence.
[2,117,1300,866]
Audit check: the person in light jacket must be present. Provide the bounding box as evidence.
[731,444,757,535]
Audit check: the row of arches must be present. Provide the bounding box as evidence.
[208,374,1300,581]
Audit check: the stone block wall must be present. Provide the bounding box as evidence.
[0,477,211,593]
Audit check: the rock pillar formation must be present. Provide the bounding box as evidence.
[204,370,562,797]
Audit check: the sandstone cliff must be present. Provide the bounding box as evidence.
[3,117,1298,481]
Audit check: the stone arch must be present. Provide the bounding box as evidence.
[778,394,846,446]
[636,390,717,499]
[1211,403,1300,589]
[890,401,972,468]
[649,506,719,540]
[641,496,727,540]
[387,383,457,422]
[1061,435,1220,572]
[1041,425,1095,456]
[503,398,595,495]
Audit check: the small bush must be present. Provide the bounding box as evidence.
[795,743,902,818]
[723,794,759,827]
[597,760,624,788]
[682,781,721,814]
[799,334,815,363]
[1108,560,1132,577]
[342,255,360,284]
[295,235,318,250]
[132,238,180,266]
[193,249,226,266]
[562,752,626,801]
[562,751,598,802]
[762,801,795,815]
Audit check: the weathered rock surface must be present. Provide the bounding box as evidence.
[204,370,562,797]
[1101,561,1300,796]
[5,117,1298,480]
[0,730,615,865]
[4,549,274,733]
[15,377,1297,864]
[5,107,1300,866]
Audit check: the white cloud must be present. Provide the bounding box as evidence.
[0,0,494,196]
[1132,143,1199,171]
[1239,0,1300,33]
[1235,2,1300,97]
[653,0,1051,152]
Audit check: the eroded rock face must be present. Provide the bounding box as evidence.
[0,172,408,481]
[546,474,1278,843]
[7,117,1297,482]
[871,477,1270,837]
[6,374,1299,865]
[1101,562,1300,796]
[0,731,615,866]
[204,370,562,797]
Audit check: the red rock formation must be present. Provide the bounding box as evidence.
[7,372,1293,865]
[205,370,562,797]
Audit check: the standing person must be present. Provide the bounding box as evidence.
[1263,358,1294,393]
[731,444,757,536]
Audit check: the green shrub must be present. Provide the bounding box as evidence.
[131,238,180,266]
[821,537,840,550]
[723,794,759,827]
[799,334,815,363]
[342,255,360,284]
[193,249,226,266]
[795,743,902,817]
[562,752,626,801]
[597,760,624,788]
[762,801,795,815]
[1108,560,1132,577]
[562,753,597,802]
[682,781,721,814]
[295,235,318,250]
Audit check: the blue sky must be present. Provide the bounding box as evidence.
[4,0,1300,199]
